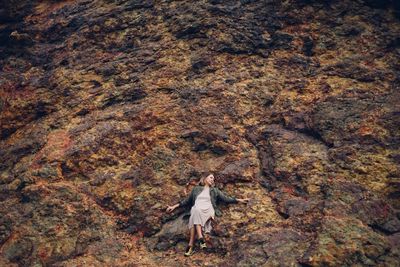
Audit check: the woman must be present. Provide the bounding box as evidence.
[166,174,249,256]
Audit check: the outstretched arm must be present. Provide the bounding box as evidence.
[166,188,194,213]
[217,188,249,204]
[217,188,237,204]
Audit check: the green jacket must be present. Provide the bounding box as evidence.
[179,185,238,217]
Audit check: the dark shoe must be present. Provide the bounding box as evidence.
[199,238,207,249]
[184,246,195,256]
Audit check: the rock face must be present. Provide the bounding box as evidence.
[0,0,399,266]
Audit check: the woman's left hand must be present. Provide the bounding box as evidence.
[237,198,250,204]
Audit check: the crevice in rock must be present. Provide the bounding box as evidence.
[369,224,397,236]
[294,127,334,149]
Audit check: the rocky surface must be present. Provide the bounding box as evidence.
[0,0,399,266]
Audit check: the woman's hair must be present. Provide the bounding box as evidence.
[199,173,213,186]
[199,176,206,185]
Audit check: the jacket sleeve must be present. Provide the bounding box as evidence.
[216,188,238,204]
[178,188,194,207]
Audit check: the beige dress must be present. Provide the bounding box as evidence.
[188,186,215,233]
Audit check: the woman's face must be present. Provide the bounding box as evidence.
[205,174,215,186]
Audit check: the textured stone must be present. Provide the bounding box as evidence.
[0,0,399,266]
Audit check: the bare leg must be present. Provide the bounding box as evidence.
[189,226,196,246]
[195,224,203,239]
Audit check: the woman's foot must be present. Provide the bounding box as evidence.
[184,246,195,256]
[198,237,207,249]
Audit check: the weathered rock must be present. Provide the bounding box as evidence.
[322,60,387,82]
[150,214,189,251]
[300,216,390,266]
[0,0,399,266]
[231,228,309,266]
[352,199,400,234]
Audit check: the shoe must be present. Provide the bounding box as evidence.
[199,238,207,249]
[184,246,195,256]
